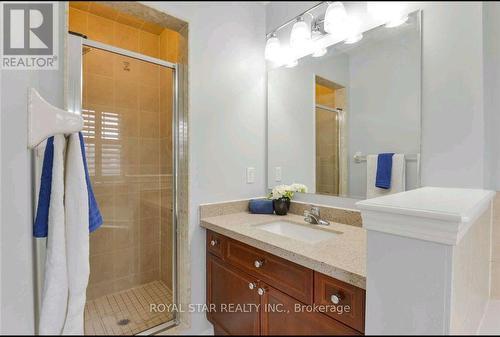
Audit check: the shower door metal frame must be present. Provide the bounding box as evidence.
[314,104,345,197]
[65,34,180,335]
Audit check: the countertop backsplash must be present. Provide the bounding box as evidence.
[200,198,362,227]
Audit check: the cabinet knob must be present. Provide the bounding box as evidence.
[330,294,342,305]
[248,282,256,290]
[254,259,265,268]
[257,288,266,296]
[210,239,218,247]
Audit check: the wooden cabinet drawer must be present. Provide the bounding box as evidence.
[225,238,313,304]
[314,272,365,333]
[207,231,225,258]
[261,285,360,336]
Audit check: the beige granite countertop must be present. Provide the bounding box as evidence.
[200,212,366,289]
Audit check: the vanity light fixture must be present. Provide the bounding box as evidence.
[324,1,348,36]
[311,22,323,40]
[344,17,363,44]
[311,23,327,57]
[367,2,408,28]
[265,32,282,62]
[290,16,311,52]
[265,1,409,66]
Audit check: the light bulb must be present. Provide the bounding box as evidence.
[264,33,281,62]
[367,2,408,27]
[344,17,363,44]
[324,2,348,36]
[290,16,311,52]
[276,46,298,68]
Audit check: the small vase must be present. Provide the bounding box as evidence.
[273,197,290,216]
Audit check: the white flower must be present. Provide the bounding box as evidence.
[269,183,308,200]
[290,183,308,193]
[271,184,289,199]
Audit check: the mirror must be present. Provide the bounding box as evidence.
[267,11,421,201]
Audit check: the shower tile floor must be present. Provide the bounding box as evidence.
[84,280,173,335]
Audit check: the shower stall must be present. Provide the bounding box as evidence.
[64,34,179,335]
[314,76,347,197]
[315,105,341,196]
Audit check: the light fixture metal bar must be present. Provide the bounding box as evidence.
[266,1,328,37]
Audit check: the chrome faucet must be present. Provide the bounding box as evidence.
[304,206,330,226]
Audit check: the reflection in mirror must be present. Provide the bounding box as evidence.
[315,77,346,196]
[268,11,421,200]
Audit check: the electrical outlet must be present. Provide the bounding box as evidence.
[275,167,282,182]
[246,167,255,184]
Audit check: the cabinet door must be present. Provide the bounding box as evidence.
[207,254,261,335]
[260,284,360,336]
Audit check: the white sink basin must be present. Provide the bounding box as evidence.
[255,221,339,244]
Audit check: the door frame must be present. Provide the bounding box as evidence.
[33,33,181,335]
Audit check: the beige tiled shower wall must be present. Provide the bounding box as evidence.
[316,108,339,195]
[69,2,179,63]
[492,194,500,299]
[315,83,344,196]
[81,35,174,301]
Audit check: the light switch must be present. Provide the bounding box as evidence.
[246,167,255,184]
[275,167,282,182]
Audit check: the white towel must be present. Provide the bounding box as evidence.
[36,133,101,335]
[62,134,90,334]
[366,153,406,199]
[39,135,68,335]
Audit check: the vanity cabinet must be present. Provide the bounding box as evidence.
[206,230,365,335]
[207,254,261,335]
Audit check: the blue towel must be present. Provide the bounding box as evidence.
[249,199,274,214]
[79,132,103,232]
[375,153,395,189]
[33,132,103,237]
[33,137,54,237]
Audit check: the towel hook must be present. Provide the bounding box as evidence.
[28,88,84,149]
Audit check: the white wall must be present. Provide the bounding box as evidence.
[266,1,321,33]
[366,231,453,334]
[266,2,487,194]
[142,2,267,334]
[0,5,66,334]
